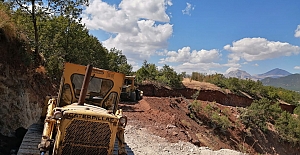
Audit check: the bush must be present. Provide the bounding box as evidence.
[275,111,300,144]
[294,106,300,115]
[211,112,231,130]
[136,61,183,88]
[190,100,202,113]
[191,90,200,100]
[240,98,282,131]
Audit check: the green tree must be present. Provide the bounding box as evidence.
[136,60,158,83]
[158,64,182,88]
[275,111,300,144]
[6,0,89,66]
[294,106,300,115]
[240,98,282,131]
[211,112,231,130]
[36,16,109,81]
[107,48,132,75]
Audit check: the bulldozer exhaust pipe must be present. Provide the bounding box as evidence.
[78,64,93,105]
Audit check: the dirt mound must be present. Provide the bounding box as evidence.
[182,78,224,91]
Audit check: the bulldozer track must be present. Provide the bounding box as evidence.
[18,120,134,155]
[18,120,44,155]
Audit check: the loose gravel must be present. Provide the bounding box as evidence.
[125,125,246,155]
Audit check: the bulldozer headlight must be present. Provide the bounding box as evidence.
[53,111,62,120]
[119,116,127,126]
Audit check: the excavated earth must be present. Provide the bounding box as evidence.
[120,79,300,155]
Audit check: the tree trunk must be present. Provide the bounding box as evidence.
[31,0,40,66]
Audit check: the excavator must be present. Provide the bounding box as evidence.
[18,62,132,155]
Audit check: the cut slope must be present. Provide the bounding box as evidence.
[122,81,300,154]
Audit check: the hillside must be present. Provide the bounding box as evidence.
[261,74,300,92]
[121,81,300,155]
[0,9,56,154]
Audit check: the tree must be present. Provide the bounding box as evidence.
[106,48,132,75]
[3,0,133,83]
[35,15,109,81]
[158,64,182,88]
[136,60,158,83]
[275,111,300,144]
[240,98,282,131]
[6,0,89,66]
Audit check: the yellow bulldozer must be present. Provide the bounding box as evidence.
[120,76,143,102]
[18,63,130,155]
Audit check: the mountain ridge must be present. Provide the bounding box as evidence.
[225,68,292,80]
[254,68,292,79]
[261,74,300,92]
[225,68,299,92]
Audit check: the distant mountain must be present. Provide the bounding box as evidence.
[254,68,291,79]
[225,68,292,80]
[224,69,299,91]
[261,74,300,92]
[225,70,252,79]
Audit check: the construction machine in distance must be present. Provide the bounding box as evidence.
[18,62,130,155]
[120,76,143,102]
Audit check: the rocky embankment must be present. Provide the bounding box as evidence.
[0,65,41,135]
[0,64,54,154]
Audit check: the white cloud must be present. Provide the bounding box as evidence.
[119,0,172,22]
[157,47,222,74]
[224,37,300,62]
[160,47,221,64]
[127,59,139,71]
[225,67,239,74]
[227,53,240,64]
[83,1,127,32]
[294,66,300,70]
[172,62,221,74]
[103,20,173,59]
[82,0,173,60]
[223,62,241,74]
[182,3,194,16]
[295,25,300,37]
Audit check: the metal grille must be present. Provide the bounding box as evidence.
[62,144,108,155]
[61,119,111,155]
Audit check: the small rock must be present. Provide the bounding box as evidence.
[166,124,176,129]
[172,131,178,136]
[192,139,200,146]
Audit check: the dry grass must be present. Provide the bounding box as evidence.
[0,4,28,42]
[182,78,223,91]
[0,8,17,42]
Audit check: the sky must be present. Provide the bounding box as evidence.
[81,0,300,75]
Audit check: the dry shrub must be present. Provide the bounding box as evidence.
[0,8,17,42]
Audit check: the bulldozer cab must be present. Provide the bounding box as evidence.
[120,76,143,102]
[123,76,135,90]
[58,62,125,112]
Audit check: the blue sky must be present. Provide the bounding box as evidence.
[82,0,300,75]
